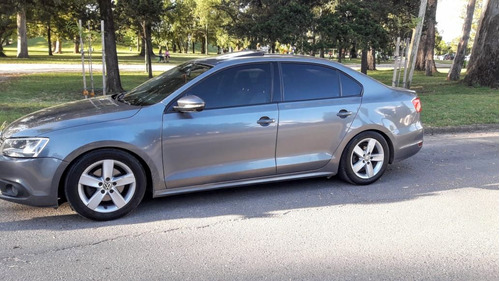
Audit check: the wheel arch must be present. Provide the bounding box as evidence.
[57,145,155,204]
[343,128,395,164]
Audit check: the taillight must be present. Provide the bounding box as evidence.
[412,97,422,113]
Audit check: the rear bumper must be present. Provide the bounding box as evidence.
[393,124,424,162]
[0,156,66,207]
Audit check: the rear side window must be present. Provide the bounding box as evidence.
[281,63,340,102]
[340,72,363,97]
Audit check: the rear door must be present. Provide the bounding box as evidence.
[276,62,362,174]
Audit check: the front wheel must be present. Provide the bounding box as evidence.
[338,132,390,185]
[65,149,146,221]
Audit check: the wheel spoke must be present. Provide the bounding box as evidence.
[366,162,375,177]
[87,190,106,210]
[371,153,384,162]
[113,174,135,187]
[102,160,114,180]
[366,139,377,154]
[352,160,365,173]
[79,174,101,188]
[353,145,365,158]
[109,189,127,209]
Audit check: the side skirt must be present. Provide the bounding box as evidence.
[153,171,334,198]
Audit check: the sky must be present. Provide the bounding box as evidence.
[436,0,468,43]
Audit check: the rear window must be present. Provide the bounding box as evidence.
[340,72,362,97]
[281,63,340,102]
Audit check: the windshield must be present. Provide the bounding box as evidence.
[121,62,212,106]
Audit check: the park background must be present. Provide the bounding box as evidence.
[0,0,498,129]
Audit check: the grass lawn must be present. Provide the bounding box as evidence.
[0,37,216,65]
[369,70,498,127]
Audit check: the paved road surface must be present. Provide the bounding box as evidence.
[0,131,498,280]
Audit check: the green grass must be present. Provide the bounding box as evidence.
[369,70,499,127]
[0,37,216,65]
[0,72,157,124]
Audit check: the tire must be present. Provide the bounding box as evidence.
[338,131,390,185]
[65,149,146,221]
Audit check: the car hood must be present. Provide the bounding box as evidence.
[1,96,141,138]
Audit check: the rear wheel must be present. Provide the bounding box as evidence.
[338,132,389,185]
[65,149,146,221]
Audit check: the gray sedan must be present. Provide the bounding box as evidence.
[0,51,423,220]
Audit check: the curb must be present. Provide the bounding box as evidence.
[424,124,499,135]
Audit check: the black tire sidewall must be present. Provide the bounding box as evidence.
[340,132,389,185]
[65,149,146,221]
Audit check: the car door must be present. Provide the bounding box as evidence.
[162,63,278,188]
[276,62,362,174]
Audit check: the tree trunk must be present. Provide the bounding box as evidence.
[139,36,145,56]
[98,0,124,93]
[464,0,499,88]
[425,0,437,75]
[74,36,79,53]
[350,46,357,59]
[448,0,477,81]
[47,20,53,56]
[0,37,6,57]
[367,48,376,70]
[205,24,208,55]
[415,0,437,75]
[54,39,62,54]
[361,49,368,74]
[16,8,29,58]
[137,33,141,52]
[143,21,153,78]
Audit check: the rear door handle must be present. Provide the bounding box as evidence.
[337,110,353,119]
[257,116,276,126]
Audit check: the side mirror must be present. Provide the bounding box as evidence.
[174,95,206,113]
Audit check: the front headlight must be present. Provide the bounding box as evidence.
[1,138,49,158]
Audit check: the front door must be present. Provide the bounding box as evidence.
[162,63,278,188]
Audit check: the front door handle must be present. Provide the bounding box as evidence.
[337,109,353,119]
[257,116,275,126]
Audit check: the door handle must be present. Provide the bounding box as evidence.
[337,110,353,119]
[257,116,275,126]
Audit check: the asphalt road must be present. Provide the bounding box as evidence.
[0,131,498,281]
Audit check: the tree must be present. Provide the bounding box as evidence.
[448,0,477,81]
[333,1,388,74]
[17,5,29,58]
[464,0,499,88]
[415,0,437,75]
[0,0,17,57]
[98,0,124,93]
[227,0,318,53]
[117,0,164,78]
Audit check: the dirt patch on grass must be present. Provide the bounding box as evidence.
[0,74,23,84]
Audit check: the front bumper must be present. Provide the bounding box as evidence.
[0,156,67,207]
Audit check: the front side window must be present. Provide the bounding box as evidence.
[182,63,272,109]
[282,63,340,102]
[121,62,212,106]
